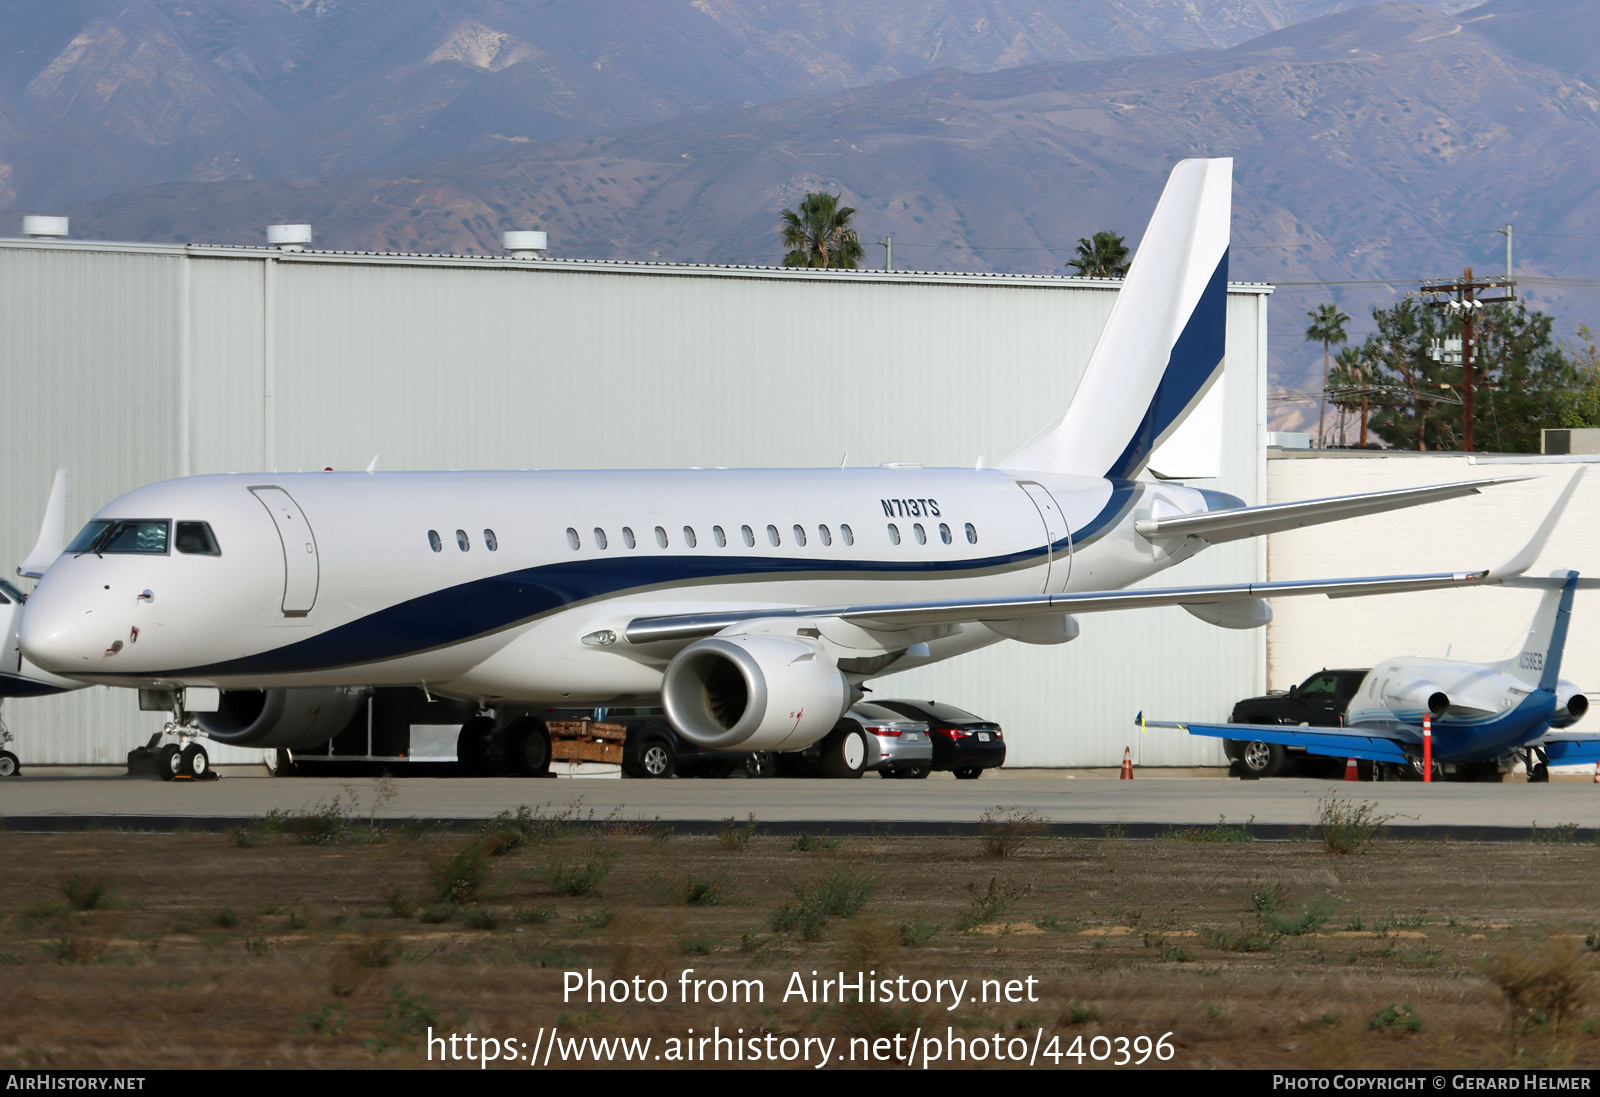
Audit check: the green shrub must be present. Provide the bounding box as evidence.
[1316,798,1394,854]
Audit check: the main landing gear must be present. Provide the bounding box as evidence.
[0,703,19,777]
[455,712,552,777]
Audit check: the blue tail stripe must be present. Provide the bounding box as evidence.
[1104,249,1229,481]
[1538,572,1579,692]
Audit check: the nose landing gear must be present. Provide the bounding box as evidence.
[127,691,216,781]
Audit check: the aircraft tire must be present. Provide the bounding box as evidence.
[157,743,182,781]
[1530,762,1550,783]
[506,718,550,777]
[819,721,866,779]
[180,744,209,779]
[0,750,18,777]
[456,716,496,776]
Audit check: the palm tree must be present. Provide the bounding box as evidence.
[1066,231,1130,278]
[780,193,864,269]
[1305,303,1350,447]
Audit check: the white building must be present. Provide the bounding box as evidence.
[0,233,1274,767]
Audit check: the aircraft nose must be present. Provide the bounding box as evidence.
[18,580,106,673]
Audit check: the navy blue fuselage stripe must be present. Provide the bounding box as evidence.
[1105,250,1229,481]
[169,484,1133,677]
[0,673,70,698]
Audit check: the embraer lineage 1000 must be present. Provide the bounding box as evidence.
[17,159,1546,777]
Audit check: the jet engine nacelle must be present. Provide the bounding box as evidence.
[1552,681,1589,729]
[197,688,363,749]
[661,635,851,751]
[1381,676,1449,719]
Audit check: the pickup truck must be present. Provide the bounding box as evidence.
[1225,668,1371,776]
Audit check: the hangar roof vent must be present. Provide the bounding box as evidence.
[503,230,548,258]
[267,224,313,251]
[23,216,68,239]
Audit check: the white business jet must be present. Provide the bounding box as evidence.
[18,159,1538,779]
[0,470,89,775]
[1141,552,1600,781]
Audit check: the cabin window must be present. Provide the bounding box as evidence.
[484,529,498,551]
[566,527,581,550]
[622,526,637,549]
[654,526,669,548]
[913,523,927,545]
[593,528,608,550]
[741,525,755,547]
[841,524,854,546]
[818,524,832,546]
[174,521,221,556]
[792,524,807,547]
[887,523,901,545]
[965,522,978,544]
[713,525,727,547]
[683,526,698,548]
[456,529,470,551]
[939,522,952,545]
[428,529,442,553]
[763,524,778,547]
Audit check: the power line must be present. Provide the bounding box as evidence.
[1233,231,1496,252]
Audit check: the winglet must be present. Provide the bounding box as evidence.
[1487,468,1584,581]
[18,468,67,579]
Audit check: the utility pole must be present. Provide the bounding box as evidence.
[878,235,893,272]
[1421,267,1515,452]
[1497,224,1512,280]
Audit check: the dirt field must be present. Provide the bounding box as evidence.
[2,798,1598,1071]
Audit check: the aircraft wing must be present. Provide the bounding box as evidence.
[1136,716,1416,765]
[625,567,1497,644]
[1536,734,1600,767]
[1133,476,1529,544]
[628,469,1572,645]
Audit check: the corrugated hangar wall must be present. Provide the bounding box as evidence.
[0,239,1270,768]
[1265,452,1600,731]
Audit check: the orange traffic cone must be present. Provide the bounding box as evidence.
[1344,758,1359,782]
[1119,747,1133,780]
[1592,761,1598,784]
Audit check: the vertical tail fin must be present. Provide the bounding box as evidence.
[1503,570,1579,691]
[1000,158,1231,479]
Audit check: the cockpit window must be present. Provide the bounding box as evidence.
[174,521,221,556]
[0,579,20,604]
[67,519,170,555]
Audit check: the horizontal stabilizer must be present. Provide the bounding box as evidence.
[1135,476,1527,544]
[1138,717,1414,765]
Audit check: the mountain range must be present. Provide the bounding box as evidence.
[7,0,1595,414]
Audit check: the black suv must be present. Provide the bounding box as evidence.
[1225,668,1369,776]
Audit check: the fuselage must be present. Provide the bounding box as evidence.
[21,466,1226,703]
[1346,656,1567,763]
